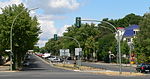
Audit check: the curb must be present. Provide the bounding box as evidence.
[0,71,18,72]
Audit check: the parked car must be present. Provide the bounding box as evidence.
[23,61,30,67]
[47,56,63,62]
[47,56,57,61]
[136,63,150,73]
[42,53,51,58]
[25,54,31,60]
[51,58,63,62]
[36,53,44,57]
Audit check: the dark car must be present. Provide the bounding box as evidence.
[23,61,30,67]
[136,63,150,73]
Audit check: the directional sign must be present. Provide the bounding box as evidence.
[60,49,70,57]
[115,29,125,42]
[75,48,82,56]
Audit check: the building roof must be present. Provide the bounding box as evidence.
[123,25,139,37]
[117,27,124,29]
[125,25,139,30]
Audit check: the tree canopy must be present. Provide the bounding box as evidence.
[44,13,144,63]
[0,3,40,69]
[134,13,150,63]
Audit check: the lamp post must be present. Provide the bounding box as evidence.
[63,36,81,66]
[127,42,133,74]
[75,18,124,74]
[9,8,38,71]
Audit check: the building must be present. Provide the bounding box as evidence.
[123,25,140,43]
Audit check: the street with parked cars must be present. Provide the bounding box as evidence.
[1,54,150,79]
[35,53,64,63]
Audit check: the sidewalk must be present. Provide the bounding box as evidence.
[0,61,10,71]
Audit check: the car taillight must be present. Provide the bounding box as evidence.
[141,67,144,70]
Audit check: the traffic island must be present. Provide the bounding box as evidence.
[53,63,102,71]
[53,63,145,76]
[90,71,145,76]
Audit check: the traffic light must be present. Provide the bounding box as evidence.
[75,17,81,28]
[54,34,57,40]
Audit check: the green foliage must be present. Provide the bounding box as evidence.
[101,13,142,28]
[33,46,40,52]
[134,13,150,63]
[45,13,143,63]
[0,4,40,69]
[121,41,129,55]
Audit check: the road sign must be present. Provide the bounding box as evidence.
[60,49,70,57]
[5,50,11,52]
[115,29,125,42]
[75,48,82,56]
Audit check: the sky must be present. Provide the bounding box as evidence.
[0,0,150,47]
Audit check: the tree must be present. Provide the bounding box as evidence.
[134,13,150,63]
[44,13,143,63]
[0,4,40,69]
[102,13,142,28]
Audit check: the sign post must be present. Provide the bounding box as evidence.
[75,48,82,66]
[60,49,70,64]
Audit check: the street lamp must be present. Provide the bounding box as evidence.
[127,42,133,74]
[63,36,81,66]
[75,18,125,74]
[9,8,38,71]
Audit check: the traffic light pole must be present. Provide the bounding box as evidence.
[128,42,133,74]
[54,34,82,66]
[75,18,123,74]
[63,36,81,66]
[118,32,122,74]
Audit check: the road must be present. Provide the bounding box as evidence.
[68,60,136,72]
[81,62,136,72]
[0,54,150,79]
[21,54,70,72]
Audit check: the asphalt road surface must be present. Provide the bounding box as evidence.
[81,62,136,72]
[21,54,71,72]
[68,60,136,72]
[0,54,150,79]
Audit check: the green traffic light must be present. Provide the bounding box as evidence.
[76,17,81,28]
[54,34,57,40]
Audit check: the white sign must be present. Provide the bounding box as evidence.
[75,48,82,56]
[60,49,70,57]
[115,29,125,41]
[5,50,11,52]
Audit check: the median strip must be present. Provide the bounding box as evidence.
[52,63,145,76]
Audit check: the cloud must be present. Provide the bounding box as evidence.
[37,40,48,48]
[38,14,67,21]
[25,0,80,14]
[0,0,80,47]
[0,0,22,7]
[38,19,56,44]
[27,0,80,47]
[49,0,79,10]
[37,19,70,47]
[0,0,23,13]
[57,25,70,36]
